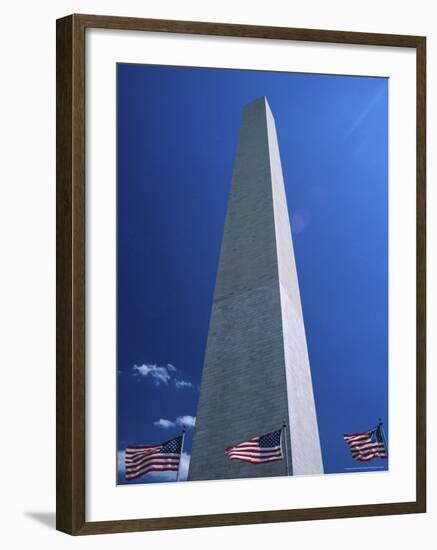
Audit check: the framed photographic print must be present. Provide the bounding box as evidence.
[56,14,426,535]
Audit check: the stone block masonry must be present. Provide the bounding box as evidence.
[188,97,323,481]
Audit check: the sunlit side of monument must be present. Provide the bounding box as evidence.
[188,97,324,480]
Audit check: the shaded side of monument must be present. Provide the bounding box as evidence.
[188,97,324,481]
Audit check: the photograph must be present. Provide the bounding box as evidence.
[116,63,389,485]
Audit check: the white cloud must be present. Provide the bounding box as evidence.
[153,418,176,429]
[178,452,191,481]
[132,362,197,391]
[151,470,177,481]
[153,415,196,430]
[174,379,194,389]
[117,450,125,478]
[176,415,196,428]
[132,363,175,386]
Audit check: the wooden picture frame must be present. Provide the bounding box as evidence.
[56,13,426,535]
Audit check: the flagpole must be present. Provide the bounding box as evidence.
[176,425,186,482]
[378,418,389,456]
[282,419,290,476]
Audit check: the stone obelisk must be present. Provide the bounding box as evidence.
[188,97,323,481]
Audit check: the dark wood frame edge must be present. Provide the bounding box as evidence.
[56,13,426,536]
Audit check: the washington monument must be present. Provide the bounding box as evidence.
[188,97,324,480]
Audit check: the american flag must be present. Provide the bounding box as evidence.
[344,425,388,462]
[225,429,283,464]
[125,435,182,481]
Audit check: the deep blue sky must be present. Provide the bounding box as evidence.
[116,63,388,484]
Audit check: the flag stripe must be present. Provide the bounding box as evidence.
[126,457,180,470]
[228,455,283,464]
[125,450,163,461]
[351,445,385,455]
[354,454,388,462]
[126,465,179,481]
[226,450,282,458]
[227,453,282,461]
[343,426,388,463]
[344,431,373,439]
[126,454,180,466]
[225,429,283,465]
[349,442,384,451]
[125,435,182,481]
[126,446,161,455]
[126,445,163,450]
